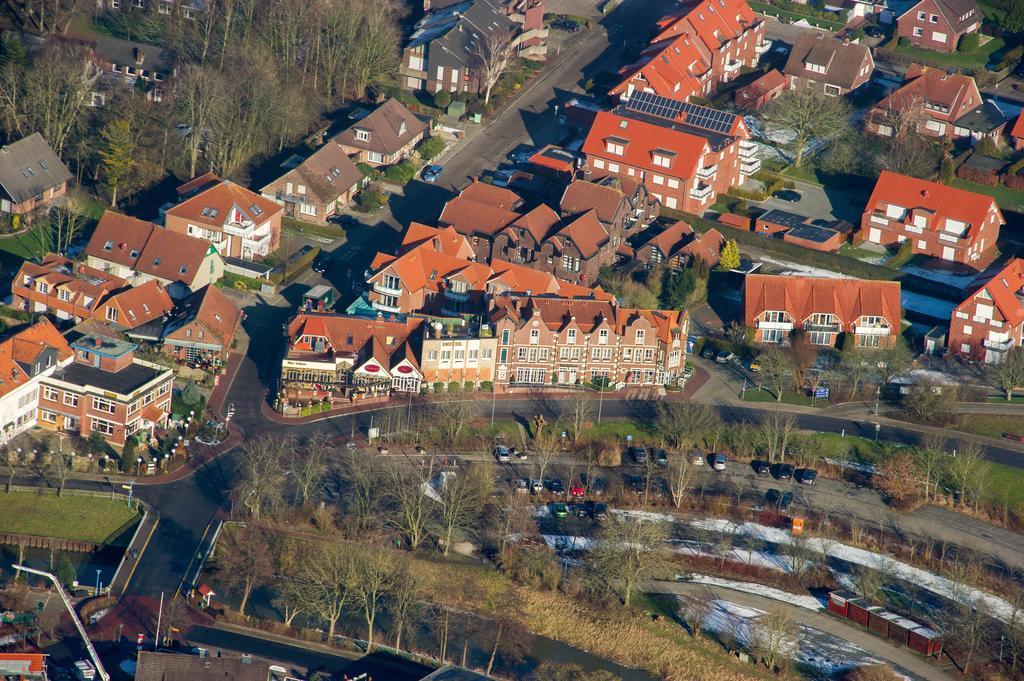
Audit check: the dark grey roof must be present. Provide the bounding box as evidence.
[94,35,176,73]
[954,100,1005,134]
[408,0,516,68]
[963,153,1005,172]
[0,133,72,203]
[614,106,735,153]
[931,0,982,32]
[53,360,165,396]
[136,652,270,681]
[759,208,811,230]
[786,224,841,244]
[783,33,872,90]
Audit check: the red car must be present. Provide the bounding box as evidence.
[1004,432,1024,443]
[569,481,585,499]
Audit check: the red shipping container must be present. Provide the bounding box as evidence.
[867,608,892,636]
[827,591,857,618]
[886,615,915,646]
[908,626,944,658]
[848,600,871,627]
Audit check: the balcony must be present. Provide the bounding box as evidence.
[738,141,758,159]
[938,232,960,243]
[223,221,256,238]
[724,60,742,73]
[740,157,761,175]
[984,338,1014,352]
[805,323,841,334]
[758,321,793,331]
[374,281,402,296]
[444,287,470,302]
[854,325,891,336]
[371,299,402,314]
[869,213,889,226]
[755,40,771,54]
[689,182,713,200]
[697,164,717,180]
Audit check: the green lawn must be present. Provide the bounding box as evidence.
[954,414,1024,439]
[748,0,845,29]
[891,36,1005,70]
[951,178,1024,211]
[0,228,52,271]
[986,462,1024,510]
[0,492,139,544]
[282,216,347,242]
[741,387,823,407]
[987,395,1024,403]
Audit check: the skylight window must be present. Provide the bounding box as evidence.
[130,249,140,258]
[250,204,263,217]
[179,265,188,274]
[103,241,113,251]
[153,257,162,266]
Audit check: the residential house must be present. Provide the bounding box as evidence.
[93,35,177,103]
[783,34,874,96]
[866,65,987,140]
[159,285,241,366]
[633,219,725,268]
[0,319,73,444]
[260,141,365,225]
[858,170,1003,267]
[582,92,759,213]
[1010,114,1024,151]
[12,255,126,323]
[897,0,981,53]
[279,314,424,406]
[489,294,688,388]
[610,0,768,103]
[96,0,203,19]
[365,222,607,317]
[952,100,1007,144]
[92,280,175,333]
[86,210,224,298]
[401,0,546,94]
[0,653,48,679]
[419,317,499,388]
[948,258,1024,363]
[734,69,787,110]
[38,328,174,447]
[743,273,902,347]
[0,133,72,216]
[438,177,652,284]
[334,99,430,168]
[164,177,282,261]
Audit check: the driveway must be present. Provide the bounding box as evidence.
[752,177,868,223]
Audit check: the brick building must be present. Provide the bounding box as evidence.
[783,33,874,96]
[948,258,1024,363]
[897,0,981,53]
[858,170,1003,268]
[13,255,126,324]
[743,274,902,348]
[582,92,758,213]
[633,219,725,268]
[0,134,72,216]
[866,65,985,140]
[489,295,688,388]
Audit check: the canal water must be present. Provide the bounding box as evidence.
[0,543,124,593]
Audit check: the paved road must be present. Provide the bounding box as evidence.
[647,581,954,681]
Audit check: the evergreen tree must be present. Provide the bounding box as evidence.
[98,118,136,207]
[54,556,76,588]
[718,239,741,271]
[940,154,955,185]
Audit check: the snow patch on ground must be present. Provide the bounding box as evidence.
[901,290,957,321]
[612,509,677,523]
[900,264,980,291]
[759,256,850,279]
[691,518,1018,623]
[681,574,825,611]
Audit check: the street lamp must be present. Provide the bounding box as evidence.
[136,457,143,476]
[95,569,101,596]
[874,386,880,415]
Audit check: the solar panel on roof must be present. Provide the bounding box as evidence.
[624,91,685,120]
[624,91,737,134]
[678,102,736,133]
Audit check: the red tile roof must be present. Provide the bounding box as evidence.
[97,280,174,329]
[286,314,423,373]
[611,33,711,101]
[333,98,429,156]
[559,179,631,224]
[653,0,758,46]
[0,319,72,398]
[457,181,523,210]
[512,204,561,243]
[1011,113,1024,141]
[166,180,281,230]
[583,110,709,180]
[491,295,684,342]
[438,192,521,237]
[550,209,608,259]
[866,170,999,237]
[958,257,1024,327]
[743,274,901,328]
[734,69,787,107]
[872,65,978,124]
[16,254,126,315]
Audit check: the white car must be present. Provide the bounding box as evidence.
[690,451,705,466]
[530,479,544,494]
[494,445,511,463]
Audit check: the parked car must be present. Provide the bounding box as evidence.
[765,488,793,511]
[591,501,608,518]
[491,168,515,187]
[773,463,795,480]
[494,445,511,463]
[548,479,566,496]
[552,17,581,31]
[864,24,886,38]
[1005,432,1024,443]
[629,446,648,464]
[551,502,569,518]
[752,460,771,476]
[746,358,761,372]
[514,478,529,494]
[690,450,705,466]
[715,350,735,364]
[589,477,607,496]
[530,479,544,494]
[570,481,585,499]
[701,346,717,360]
[515,447,528,460]
[572,503,588,518]
[710,453,727,471]
[797,468,818,485]
[772,189,801,203]
[311,252,334,273]
[654,449,668,466]
[422,165,444,183]
[328,214,361,230]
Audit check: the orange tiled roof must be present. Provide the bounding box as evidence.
[1011,114,1024,141]
[286,313,423,372]
[98,280,175,329]
[491,295,684,342]
[0,319,72,398]
[743,274,901,328]
[166,180,281,230]
[583,110,709,180]
[866,170,1000,238]
[550,209,608,259]
[872,65,978,123]
[16,254,126,314]
[959,257,1024,327]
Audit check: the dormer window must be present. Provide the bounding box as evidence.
[130,249,140,258]
[605,137,627,155]
[355,129,370,142]
[179,265,188,274]
[398,121,407,136]
[652,151,674,168]
[599,329,609,345]
[153,257,162,266]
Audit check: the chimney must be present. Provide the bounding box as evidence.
[842,37,850,45]
[94,337,102,348]
[921,189,930,198]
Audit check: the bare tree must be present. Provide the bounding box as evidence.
[213,526,274,616]
[757,347,791,401]
[655,402,717,449]
[433,394,479,446]
[301,543,353,641]
[989,346,1024,401]
[945,442,987,509]
[759,411,797,464]
[750,608,794,671]
[173,64,223,177]
[272,577,314,627]
[349,548,398,652]
[385,457,436,549]
[873,92,927,138]
[565,391,593,445]
[48,196,87,255]
[532,427,561,484]
[473,30,517,104]
[234,436,288,521]
[0,446,15,493]
[437,461,492,555]
[290,432,331,508]
[666,455,696,508]
[681,594,714,638]
[388,564,423,652]
[47,452,71,497]
[586,517,671,606]
[765,88,851,167]
[338,452,382,536]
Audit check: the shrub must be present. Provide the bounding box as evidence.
[940,154,955,185]
[957,162,998,186]
[433,90,452,109]
[898,36,909,46]
[356,162,376,177]
[479,380,493,391]
[382,160,418,184]
[447,381,461,392]
[417,136,445,161]
[355,185,388,213]
[958,32,980,53]
[433,381,445,393]
[463,381,475,391]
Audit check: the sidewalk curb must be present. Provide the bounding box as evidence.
[113,511,159,599]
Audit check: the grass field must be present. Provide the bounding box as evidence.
[953,414,1024,439]
[951,178,1024,211]
[0,492,139,544]
[741,387,822,407]
[281,217,347,242]
[891,36,1006,69]
[986,462,1024,510]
